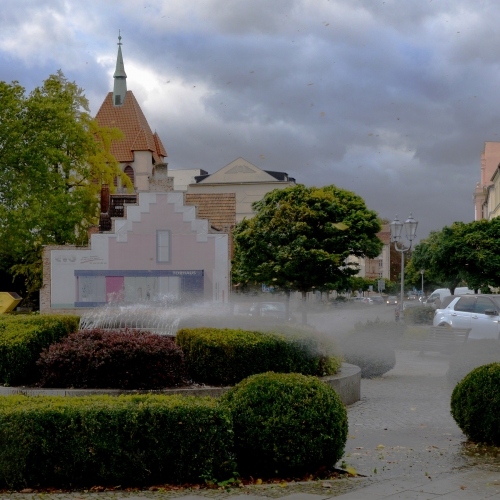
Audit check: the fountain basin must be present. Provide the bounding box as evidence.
[0,363,361,406]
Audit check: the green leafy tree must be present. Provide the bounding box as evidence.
[232,184,383,323]
[0,71,131,304]
[410,226,464,295]
[411,219,500,295]
[404,258,443,296]
[453,219,500,292]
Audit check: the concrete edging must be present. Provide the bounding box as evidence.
[0,363,361,406]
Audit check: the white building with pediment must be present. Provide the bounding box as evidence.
[182,158,296,222]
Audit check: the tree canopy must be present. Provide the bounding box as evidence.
[232,184,383,297]
[0,71,130,302]
[410,218,500,294]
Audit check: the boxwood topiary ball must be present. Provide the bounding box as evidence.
[450,362,500,445]
[219,371,348,475]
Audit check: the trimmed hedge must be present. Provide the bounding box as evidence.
[403,306,435,325]
[176,327,341,385]
[0,395,234,488]
[37,329,188,389]
[451,363,500,445]
[447,340,500,386]
[220,372,348,475]
[0,315,79,385]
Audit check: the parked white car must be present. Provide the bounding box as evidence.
[433,295,500,340]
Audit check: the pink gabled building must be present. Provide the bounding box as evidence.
[41,189,232,313]
[40,37,233,314]
[474,142,500,220]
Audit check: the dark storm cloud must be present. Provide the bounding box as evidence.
[2,0,499,240]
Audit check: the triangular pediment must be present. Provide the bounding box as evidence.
[199,158,277,184]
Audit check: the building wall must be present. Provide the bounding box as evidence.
[169,169,206,191]
[133,151,154,191]
[483,168,500,220]
[41,192,229,313]
[187,182,293,222]
[475,142,500,220]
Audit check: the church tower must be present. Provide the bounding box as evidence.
[113,32,127,106]
[95,34,168,191]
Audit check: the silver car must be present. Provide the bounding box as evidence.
[433,294,500,340]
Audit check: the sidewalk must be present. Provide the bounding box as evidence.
[2,351,500,499]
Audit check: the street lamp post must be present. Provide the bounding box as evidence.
[420,269,424,301]
[390,214,418,315]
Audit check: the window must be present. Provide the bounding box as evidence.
[77,276,106,302]
[124,165,135,186]
[475,297,497,314]
[454,296,476,312]
[157,230,171,263]
[115,95,121,105]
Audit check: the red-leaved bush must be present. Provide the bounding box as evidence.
[37,329,188,389]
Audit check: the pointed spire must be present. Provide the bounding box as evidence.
[113,30,127,106]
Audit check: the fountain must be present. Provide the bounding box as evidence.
[78,298,231,336]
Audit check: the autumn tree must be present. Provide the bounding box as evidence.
[0,71,131,304]
[232,184,383,323]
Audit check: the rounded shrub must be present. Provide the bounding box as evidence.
[219,372,348,475]
[176,327,341,385]
[403,306,435,325]
[451,363,500,445]
[447,340,500,386]
[37,329,187,389]
[339,319,402,378]
[340,342,396,378]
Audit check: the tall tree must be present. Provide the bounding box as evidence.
[454,218,500,292]
[232,184,383,323]
[410,226,464,295]
[0,72,130,303]
[411,219,500,294]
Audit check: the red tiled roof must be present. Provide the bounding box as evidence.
[95,91,167,163]
[153,132,167,157]
[185,193,236,231]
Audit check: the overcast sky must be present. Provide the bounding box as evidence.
[1,0,496,240]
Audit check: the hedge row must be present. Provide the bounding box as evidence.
[0,395,234,488]
[176,327,341,385]
[403,306,435,325]
[37,329,187,389]
[0,315,79,385]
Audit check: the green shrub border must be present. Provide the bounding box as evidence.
[0,394,234,488]
[0,315,80,385]
[176,327,341,385]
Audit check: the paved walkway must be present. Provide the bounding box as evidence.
[2,351,500,499]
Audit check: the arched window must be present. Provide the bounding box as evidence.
[124,166,135,186]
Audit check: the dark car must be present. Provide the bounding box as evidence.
[371,296,384,305]
[386,296,398,306]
